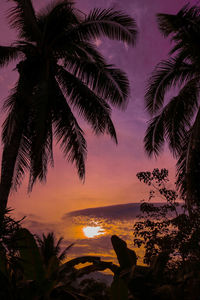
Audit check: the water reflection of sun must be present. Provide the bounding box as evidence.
[82,225,105,238]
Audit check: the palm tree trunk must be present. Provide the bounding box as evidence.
[0,129,22,215]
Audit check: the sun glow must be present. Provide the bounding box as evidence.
[82,225,105,238]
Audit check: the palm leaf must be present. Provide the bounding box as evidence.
[28,123,53,192]
[65,41,105,64]
[164,77,200,155]
[37,232,64,266]
[157,5,200,65]
[37,232,73,264]
[171,36,200,66]
[0,46,20,68]
[145,78,200,158]
[53,40,106,65]
[66,8,137,45]
[12,134,30,191]
[177,109,200,208]
[51,78,87,180]
[1,80,30,192]
[37,0,79,45]
[157,5,200,37]
[7,0,41,41]
[157,13,183,37]
[64,56,129,108]
[145,58,194,115]
[28,79,53,191]
[0,124,24,205]
[56,66,117,143]
[169,44,195,65]
[176,133,189,199]
[144,113,165,157]
[58,243,74,262]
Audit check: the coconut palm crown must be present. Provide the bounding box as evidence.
[0,0,137,211]
[144,4,200,209]
[37,232,73,267]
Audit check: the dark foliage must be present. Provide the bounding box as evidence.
[0,208,24,259]
[134,169,200,268]
[144,4,200,208]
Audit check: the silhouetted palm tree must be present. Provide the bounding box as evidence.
[37,232,73,267]
[144,4,200,209]
[0,0,137,212]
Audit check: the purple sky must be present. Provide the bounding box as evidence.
[0,0,193,223]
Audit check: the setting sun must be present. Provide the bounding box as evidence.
[82,226,105,238]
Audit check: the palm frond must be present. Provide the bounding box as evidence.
[1,80,29,194]
[66,8,137,45]
[0,130,23,204]
[144,113,165,157]
[157,13,182,37]
[37,232,73,265]
[63,56,129,108]
[176,133,189,199]
[169,44,195,65]
[164,78,200,155]
[37,0,76,23]
[28,81,53,191]
[157,4,200,37]
[12,134,30,190]
[145,58,194,115]
[28,124,53,192]
[158,6,200,66]
[0,46,20,68]
[37,0,79,45]
[3,62,53,192]
[145,77,200,158]
[185,109,200,208]
[56,66,117,143]
[177,109,200,208]
[54,40,105,65]
[37,232,57,266]
[51,78,87,180]
[171,34,200,65]
[2,78,28,144]
[67,41,105,64]
[7,0,41,41]
[58,243,74,261]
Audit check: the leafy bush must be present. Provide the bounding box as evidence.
[134,168,200,268]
